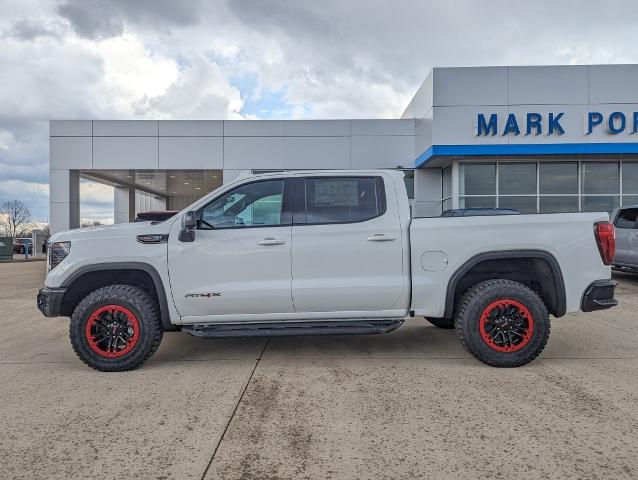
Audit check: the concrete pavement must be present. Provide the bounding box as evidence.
[1,261,637,479]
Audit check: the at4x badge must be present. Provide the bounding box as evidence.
[185,292,221,298]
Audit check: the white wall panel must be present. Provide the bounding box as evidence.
[93,120,158,136]
[159,137,223,169]
[93,137,158,169]
[414,169,442,202]
[509,66,588,105]
[50,120,92,137]
[411,72,433,119]
[351,135,414,169]
[414,201,442,217]
[49,170,71,203]
[223,137,285,169]
[158,120,223,136]
[586,104,638,144]
[283,120,349,136]
[351,119,414,136]
[50,202,71,234]
[433,67,508,106]
[223,120,284,136]
[589,65,638,104]
[284,137,350,169]
[508,105,589,145]
[49,137,92,169]
[415,111,433,158]
[432,106,509,146]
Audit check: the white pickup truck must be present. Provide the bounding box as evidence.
[38,170,618,371]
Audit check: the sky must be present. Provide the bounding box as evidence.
[1,0,638,224]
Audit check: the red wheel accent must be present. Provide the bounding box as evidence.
[479,299,534,353]
[85,305,140,358]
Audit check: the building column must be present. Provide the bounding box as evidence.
[451,160,460,209]
[50,169,80,233]
[114,186,135,223]
[413,168,443,217]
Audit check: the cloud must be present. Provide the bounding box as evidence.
[133,59,243,119]
[3,0,638,223]
[57,0,204,40]
[5,18,62,40]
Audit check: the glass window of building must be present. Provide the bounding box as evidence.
[460,164,495,195]
[498,196,537,214]
[539,162,578,194]
[499,163,536,195]
[581,162,620,194]
[582,195,619,213]
[624,195,638,206]
[622,162,638,195]
[459,196,496,208]
[539,196,579,213]
[442,166,452,211]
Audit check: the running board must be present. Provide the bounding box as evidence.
[182,319,404,338]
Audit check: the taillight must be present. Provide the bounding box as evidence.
[594,222,615,265]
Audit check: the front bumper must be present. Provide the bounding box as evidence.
[581,280,618,312]
[37,287,66,317]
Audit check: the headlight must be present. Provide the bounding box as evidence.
[48,242,71,272]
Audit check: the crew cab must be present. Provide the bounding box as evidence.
[37,170,618,371]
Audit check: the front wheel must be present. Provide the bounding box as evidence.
[455,279,550,367]
[70,285,163,371]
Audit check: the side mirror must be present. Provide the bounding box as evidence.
[179,210,201,242]
[182,210,201,228]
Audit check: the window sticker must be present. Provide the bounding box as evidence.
[313,180,359,207]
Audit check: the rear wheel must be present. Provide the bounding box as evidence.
[70,285,163,371]
[425,317,455,329]
[455,279,550,367]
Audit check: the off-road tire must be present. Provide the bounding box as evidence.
[454,279,550,367]
[70,284,163,372]
[425,317,455,329]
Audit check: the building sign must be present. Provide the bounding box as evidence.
[475,112,638,136]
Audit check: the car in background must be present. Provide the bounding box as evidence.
[13,238,33,254]
[612,205,638,272]
[134,211,179,223]
[441,208,520,217]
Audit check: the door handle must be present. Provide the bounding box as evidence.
[257,238,286,246]
[367,234,396,242]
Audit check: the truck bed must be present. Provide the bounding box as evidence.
[409,212,611,317]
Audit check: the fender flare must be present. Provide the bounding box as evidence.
[443,249,567,318]
[62,262,177,331]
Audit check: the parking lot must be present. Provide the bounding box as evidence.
[0,261,636,480]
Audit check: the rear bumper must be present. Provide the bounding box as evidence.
[581,280,618,312]
[37,287,66,317]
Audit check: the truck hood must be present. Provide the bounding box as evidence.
[49,220,175,243]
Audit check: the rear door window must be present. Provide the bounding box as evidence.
[615,208,638,229]
[298,177,386,225]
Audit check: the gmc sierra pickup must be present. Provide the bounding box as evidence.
[38,170,618,371]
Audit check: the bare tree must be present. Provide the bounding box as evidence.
[0,200,31,238]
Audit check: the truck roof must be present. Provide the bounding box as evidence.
[237,169,406,180]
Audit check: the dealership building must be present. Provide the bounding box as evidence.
[50,64,638,232]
